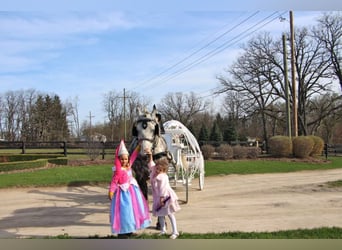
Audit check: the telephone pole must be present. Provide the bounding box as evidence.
[123,88,127,141]
[118,88,130,141]
[88,111,94,139]
[282,33,291,138]
[290,10,298,137]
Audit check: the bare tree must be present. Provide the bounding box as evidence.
[2,91,23,141]
[126,91,151,137]
[20,89,39,141]
[157,92,210,127]
[102,90,150,141]
[294,26,334,135]
[307,93,342,143]
[103,90,124,141]
[313,12,342,92]
[216,32,282,146]
[65,96,81,139]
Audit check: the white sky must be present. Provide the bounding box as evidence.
[0,1,341,124]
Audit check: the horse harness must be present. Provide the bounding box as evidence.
[133,117,172,162]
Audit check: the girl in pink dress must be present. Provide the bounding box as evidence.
[147,151,181,239]
[108,140,151,237]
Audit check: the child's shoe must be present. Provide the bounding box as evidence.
[169,233,179,239]
[158,231,166,236]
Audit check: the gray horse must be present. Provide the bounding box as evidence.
[129,105,170,199]
[129,105,171,230]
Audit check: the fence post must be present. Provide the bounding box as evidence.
[324,143,328,160]
[21,141,26,154]
[63,141,67,156]
[101,142,105,160]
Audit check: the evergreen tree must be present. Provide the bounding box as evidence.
[198,123,209,141]
[30,94,69,141]
[223,123,237,143]
[210,122,223,142]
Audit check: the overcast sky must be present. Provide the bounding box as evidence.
[1,1,341,124]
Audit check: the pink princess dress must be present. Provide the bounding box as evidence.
[109,141,151,234]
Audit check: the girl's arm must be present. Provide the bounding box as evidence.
[157,174,168,201]
[146,149,155,171]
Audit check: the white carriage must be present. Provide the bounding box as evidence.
[162,120,205,193]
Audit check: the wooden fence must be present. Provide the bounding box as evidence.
[0,140,121,159]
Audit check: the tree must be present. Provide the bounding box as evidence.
[30,94,69,141]
[1,91,22,141]
[158,92,210,127]
[209,122,223,143]
[103,90,125,141]
[216,32,282,148]
[294,27,333,135]
[198,123,209,142]
[50,95,69,140]
[102,90,150,141]
[313,12,342,91]
[217,22,341,143]
[65,96,81,139]
[126,91,151,139]
[223,123,237,143]
[308,93,342,143]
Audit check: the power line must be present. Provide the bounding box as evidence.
[129,11,259,91]
[127,11,288,103]
[154,11,286,87]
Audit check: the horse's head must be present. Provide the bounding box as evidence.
[132,105,162,156]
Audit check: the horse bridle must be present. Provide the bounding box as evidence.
[135,118,170,161]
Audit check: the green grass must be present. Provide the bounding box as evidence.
[48,227,342,239]
[204,157,342,176]
[0,165,113,188]
[0,157,341,189]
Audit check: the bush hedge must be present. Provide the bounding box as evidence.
[307,135,324,156]
[0,154,68,172]
[0,159,48,172]
[216,144,233,160]
[268,136,293,157]
[292,136,314,158]
[201,144,215,160]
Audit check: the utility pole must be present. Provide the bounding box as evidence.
[282,33,291,138]
[118,88,130,141]
[88,111,94,139]
[290,10,298,137]
[123,88,127,141]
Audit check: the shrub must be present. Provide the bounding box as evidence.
[268,136,292,157]
[292,136,314,158]
[48,157,68,165]
[201,144,215,160]
[0,159,48,172]
[232,145,247,159]
[307,135,324,156]
[246,147,261,159]
[216,144,233,160]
